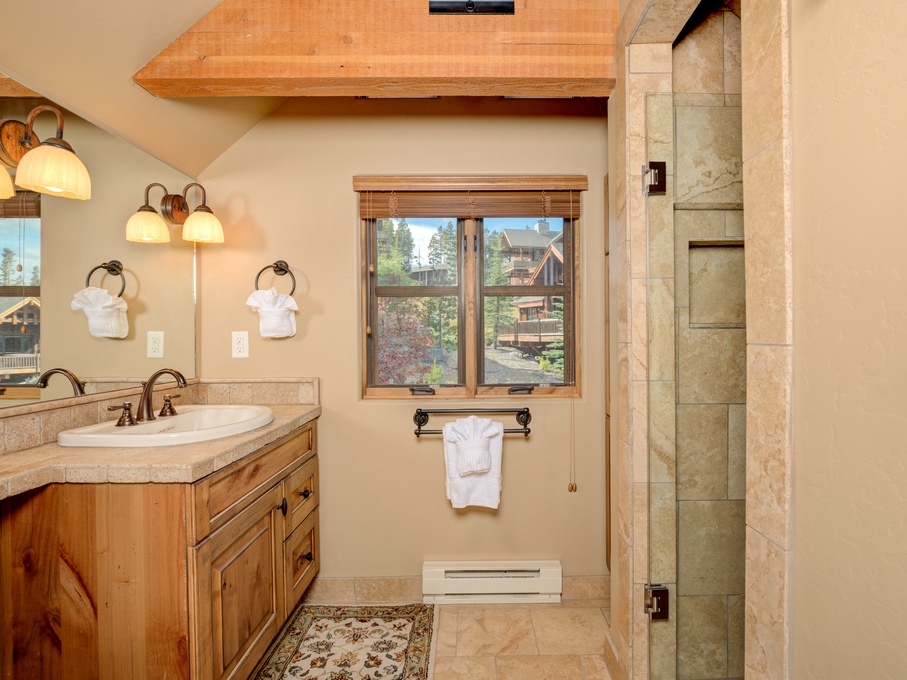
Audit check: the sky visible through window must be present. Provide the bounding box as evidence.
[0,218,40,284]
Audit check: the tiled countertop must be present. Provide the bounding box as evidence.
[0,404,321,501]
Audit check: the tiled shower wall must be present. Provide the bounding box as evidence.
[647,4,745,679]
[607,0,793,677]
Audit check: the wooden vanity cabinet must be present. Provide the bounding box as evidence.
[0,421,319,680]
[190,423,320,680]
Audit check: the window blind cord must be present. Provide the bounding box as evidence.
[364,191,372,338]
[568,397,578,492]
[567,190,578,492]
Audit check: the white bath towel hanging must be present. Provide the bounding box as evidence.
[71,286,128,338]
[442,416,505,509]
[246,287,298,338]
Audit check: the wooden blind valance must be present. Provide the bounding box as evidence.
[354,175,587,219]
[0,192,40,218]
[358,191,582,218]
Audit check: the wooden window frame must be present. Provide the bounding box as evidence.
[356,175,586,399]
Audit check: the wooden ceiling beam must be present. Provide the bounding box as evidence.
[0,75,39,98]
[134,0,617,98]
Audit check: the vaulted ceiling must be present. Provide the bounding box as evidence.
[0,0,616,176]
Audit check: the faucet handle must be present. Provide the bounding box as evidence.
[108,402,137,427]
[159,393,181,417]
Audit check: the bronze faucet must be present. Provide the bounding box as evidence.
[36,368,86,396]
[135,368,188,422]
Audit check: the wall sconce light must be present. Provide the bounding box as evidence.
[0,104,91,200]
[181,183,224,243]
[126,182,187,243]
[126,181,223,244]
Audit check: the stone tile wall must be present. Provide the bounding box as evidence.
[608,0,794,678]
[668,6,746,680]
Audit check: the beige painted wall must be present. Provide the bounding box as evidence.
[791,1,907,675]
[198,97,609,578]
[3,100,195,405]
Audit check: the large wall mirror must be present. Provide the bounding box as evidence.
[0,96,196,406]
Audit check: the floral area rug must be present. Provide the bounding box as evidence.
[254,604,434,680]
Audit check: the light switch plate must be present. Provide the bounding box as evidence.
[147,331,164,358]
[232,331,249,358]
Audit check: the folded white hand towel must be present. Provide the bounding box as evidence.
[246,287,298,338]
[442,417,504,509]
[71,286,129,339]
[445,415,501,475]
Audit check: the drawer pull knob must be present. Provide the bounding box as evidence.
[278,498,288,516]
[296,552,314,569]
[300,489,312,499]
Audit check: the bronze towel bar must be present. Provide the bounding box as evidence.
[413,407,531,438]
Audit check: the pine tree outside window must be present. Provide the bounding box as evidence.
[356,176,585,399]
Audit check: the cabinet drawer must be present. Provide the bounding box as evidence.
[283,456,318,537]
[284,507,320,611]
[192,424,314,542]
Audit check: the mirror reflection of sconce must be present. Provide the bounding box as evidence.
[0,167,13,199]
[0,104,91,200]
[126,182,223,244]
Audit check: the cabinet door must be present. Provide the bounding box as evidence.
[191,484,284,680]
[284,507,320,610]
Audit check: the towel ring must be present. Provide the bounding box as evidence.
[254,260,296,296]
[85,260,126,297]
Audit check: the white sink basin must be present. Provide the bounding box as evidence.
[57,405,274,448]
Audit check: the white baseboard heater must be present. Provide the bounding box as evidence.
[422,560,562,604]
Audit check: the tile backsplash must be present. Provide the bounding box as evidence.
[0,378,320,457]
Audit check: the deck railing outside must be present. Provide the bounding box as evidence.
[0,353,40,372]
[513,319,562,337]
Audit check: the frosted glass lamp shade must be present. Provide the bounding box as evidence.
[126,208,170,243]
[182,207,224,243]
[0,169,13,199]
[15,143,91,200]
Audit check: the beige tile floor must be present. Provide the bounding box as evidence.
[430,603,613,680]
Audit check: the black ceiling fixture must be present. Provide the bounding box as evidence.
[429,0,514,14]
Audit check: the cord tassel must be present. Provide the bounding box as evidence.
[568,398,577,492]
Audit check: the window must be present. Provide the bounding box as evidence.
[356,176,586,398]
[0,192,41,391]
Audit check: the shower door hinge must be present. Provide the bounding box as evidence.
[645,584,669,620]
[642,162,667,196]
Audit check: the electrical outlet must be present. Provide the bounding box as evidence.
[147,331,164,358]
[232,331,249,358]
